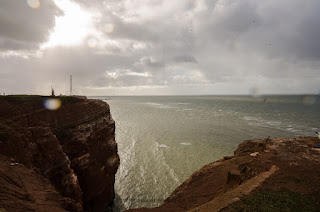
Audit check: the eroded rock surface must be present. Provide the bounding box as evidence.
[0,96,119,212]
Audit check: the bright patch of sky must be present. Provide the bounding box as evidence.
[42,0,100,48]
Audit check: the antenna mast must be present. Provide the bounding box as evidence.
[70,75,72,96]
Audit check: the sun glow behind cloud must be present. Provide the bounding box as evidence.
[42,0,99,48]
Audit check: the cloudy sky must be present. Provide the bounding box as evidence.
[0,0,319,96]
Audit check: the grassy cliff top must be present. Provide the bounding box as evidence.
[0,95,85,104]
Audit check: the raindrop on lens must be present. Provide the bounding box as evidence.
[87,38,98,48]
[250,87,260,98]
[43,98,62,110]
[27,0,40,9]
[105,23,114,33]
[302,95,316,105]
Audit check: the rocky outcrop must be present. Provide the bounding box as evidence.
[0,154,71,212]
[0,96,119,212]
[128,137,320,211]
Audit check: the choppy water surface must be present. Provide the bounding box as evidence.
[90,95,320,211]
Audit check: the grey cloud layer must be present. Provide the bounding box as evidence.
[0,0,319,95]
[0,0,61,50]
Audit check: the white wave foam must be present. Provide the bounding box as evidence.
[286,127,301,132]
[158,144,168,148]
[176,103,191,105]
[155,147,180,185]
[244,116,261,121]
[145,102,174,109]
[180,142,192,145]
[266,121,282,126]
[244,116,283,128]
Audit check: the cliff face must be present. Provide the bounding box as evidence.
[128,137,320,212]
[0,96,119,212]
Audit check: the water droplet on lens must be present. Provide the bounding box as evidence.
[105,23,114,33]
[27,0,40,9]
[302,95,316,105]
[250,87,260,98]
[43,98,62,110]
[87,37,98,48]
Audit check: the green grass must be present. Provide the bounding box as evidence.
[231,190,320,212]
[2,95,43,104]
[0,121,10,141]
[58,96,84,104]
[287,176,306,184]
[278,175,307,184]
[1,95,84,105]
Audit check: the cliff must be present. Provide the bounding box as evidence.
[0,96,119,212]
[128,137,320,211]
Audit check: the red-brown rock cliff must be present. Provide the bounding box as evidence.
[0,96,119,212]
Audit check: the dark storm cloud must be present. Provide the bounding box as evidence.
[174,55,197,63]
[0,0,61,50]
[288,3,320,60]
[0,38,34,50]
[200,0,320,61]
[138,57,164,68]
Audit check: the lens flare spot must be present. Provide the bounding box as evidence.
[43,98,62,110]
[27,0,40,9]
[105,23,114,34]
[87,37,98,48]
[250,87,260,98]
[302,95,317,105]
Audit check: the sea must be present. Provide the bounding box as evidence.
[89,95,320,211]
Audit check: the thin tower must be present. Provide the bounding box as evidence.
[70,75,72,96]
